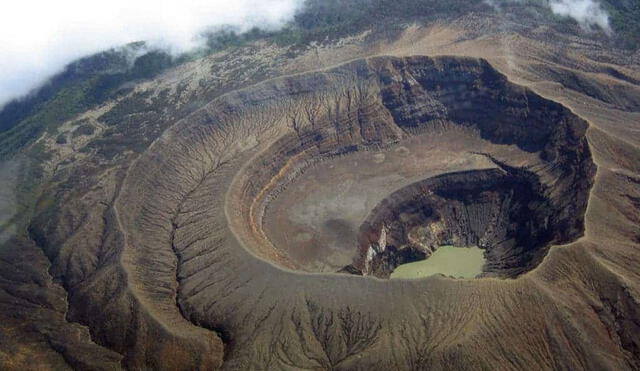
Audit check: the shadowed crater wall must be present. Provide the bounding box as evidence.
[355,167,582,278]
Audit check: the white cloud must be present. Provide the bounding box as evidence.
[0,0,303,107]
[484,0,611,33]
[549,0,611,32]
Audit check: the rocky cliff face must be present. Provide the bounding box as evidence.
[356,57,595,278]
[230,56,594,279]
[356,167,581,278]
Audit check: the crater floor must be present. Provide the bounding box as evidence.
[263,129,526,273]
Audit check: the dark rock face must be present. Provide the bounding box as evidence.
[348,57,595,278]
[355,167,586,278]
[373,56,592,163]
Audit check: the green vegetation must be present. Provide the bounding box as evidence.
[203,27,274,50]
[55,134,67,144]
[0,48,130,134]
[71,122,95,138]
[0,27,284,159]
[0,46,175,159]
[1,0,638,160]
[602,0,640,48]
[489,0,640,48]
[275,0,486,46]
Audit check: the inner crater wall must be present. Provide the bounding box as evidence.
[230,56,595,277]
[355,167,577,278]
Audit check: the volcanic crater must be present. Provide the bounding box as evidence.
[105,54,600,368]
[227,55,596,279]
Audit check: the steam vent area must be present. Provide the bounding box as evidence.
[129,55,596,284]
[225,56,596,280]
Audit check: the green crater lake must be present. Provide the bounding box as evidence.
[390,246,485,279]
